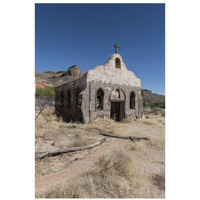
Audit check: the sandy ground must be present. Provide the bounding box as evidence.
[35,110,165,198]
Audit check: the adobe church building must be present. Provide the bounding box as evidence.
[55,44,143,123]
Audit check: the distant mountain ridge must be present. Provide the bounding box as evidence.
[35,65,82,88]
[142,89,165,103]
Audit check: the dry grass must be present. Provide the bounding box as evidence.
[35,107,101,147]
[125,135,165,153]
[35,107,103,178]
[35,109,165,198]
[125,140,148,152]
[36,148,143,198]
[35,157,52,178]
[152,172,165,191]
[147,137,165,151]
[71,134,97,147]
[120,113,165,128]
[42,107,55,117]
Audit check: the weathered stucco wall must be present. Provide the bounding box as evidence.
[86,54,141,87]
[80,81,143,123]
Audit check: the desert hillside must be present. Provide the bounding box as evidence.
[35,65,82,88]
[142,89,165,103]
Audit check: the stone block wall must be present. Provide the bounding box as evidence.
[55,79,143,123]
[78,80,143,123]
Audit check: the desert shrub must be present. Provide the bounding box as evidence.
[147,138,165,151]
[95,149,134,179]
[36,148,142,198]
[72,134,96,147]
[35,87,55,98]
[151,102,165,109]
[35,158,52,178]
[143,100,165,109]
[119,118,136,124]
[126,141,147,152]
[152,172,165,191]
[42,107,55,117]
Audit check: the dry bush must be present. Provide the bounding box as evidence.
[119,114,165,130]
[35,119,64,139]
[125,140,147,152]
[140,120,155,126]
[119,118,136,124]
[72,134,96,147]
[152,172,165,191]
[147,138,165,151]
[35,158,52,178]
[83,119,130,136]
[42,107,55,117]
[95,149,134,179]
[35,111,165,198]
[36,148,143,198]
[120,117,156,127]
[35,156,71,178]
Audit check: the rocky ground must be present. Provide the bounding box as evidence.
[142,89,165,103]
[35,108,165,198]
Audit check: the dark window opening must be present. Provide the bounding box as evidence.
[130,91,135,109]
[97,88,104,110]
[67,90,71,109]
[60,91,64,108]
[115,58,121,68]
[76,89,81,109]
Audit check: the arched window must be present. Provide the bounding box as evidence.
[60,91,64,108]
[76,88,81,108]
[115,58,121,68]
[115,89,120,99]
[96,88,104,110]
[67,90,71,109]
[130,91,135,109]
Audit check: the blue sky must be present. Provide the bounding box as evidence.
[35,4,165,95]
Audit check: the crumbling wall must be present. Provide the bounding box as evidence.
[86,54,141,88]
[55,53,143,123]
[55,75,87,122]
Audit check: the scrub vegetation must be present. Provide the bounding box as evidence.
[35,107,165,198]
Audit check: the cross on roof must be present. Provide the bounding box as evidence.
[113,43,119,54]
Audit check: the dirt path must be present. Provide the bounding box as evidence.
[35,137,123,192]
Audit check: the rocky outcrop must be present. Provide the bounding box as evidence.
[142,89,165,103]
[35,65,83,88]
[35,66,40,75]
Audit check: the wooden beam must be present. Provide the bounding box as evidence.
[37,137,107,159]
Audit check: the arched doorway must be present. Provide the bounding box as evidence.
[110,88,125,121]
